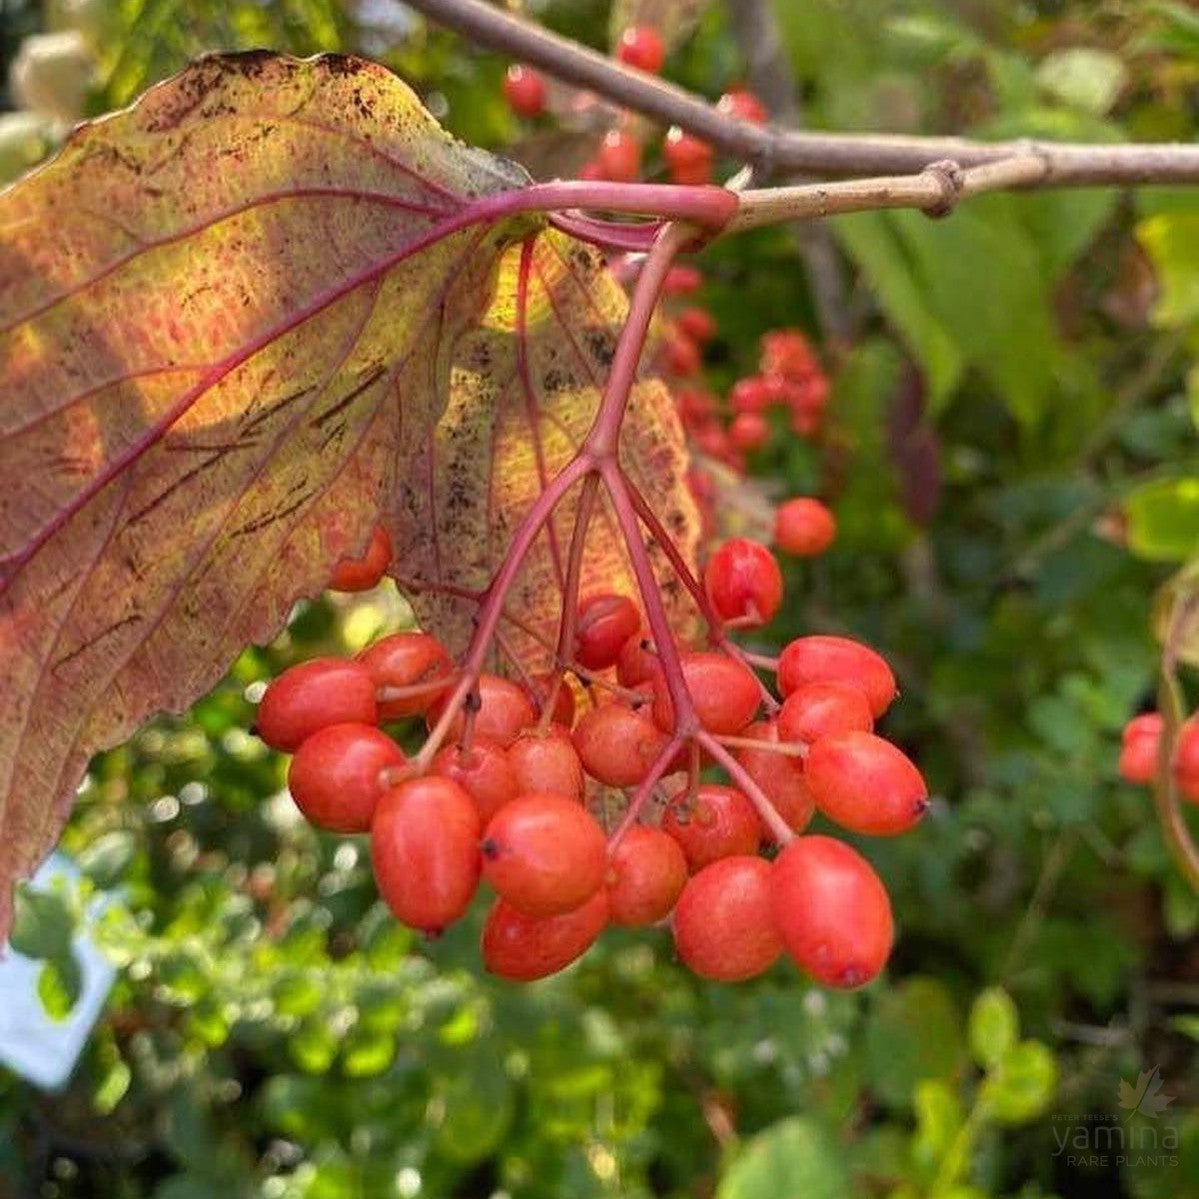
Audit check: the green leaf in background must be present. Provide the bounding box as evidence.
[865,977,967,1108]
[1138,211,1199,327]
[981,1040,1058,1124]
[1036,48,1128,114]
[716,1118,849,1199]
[10,885,74,960]
[911,1079,964,1175]
[37,952,82,1020]
[433,1050,514,1164]
[967,987,1019,1068]
[1125,476,1199,561]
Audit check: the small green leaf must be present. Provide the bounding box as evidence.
[1036,48,1127,113]
[865,977,966,1108]
[1138,212,1199,326]
[981,1040,1058,1124]
[717,1118,850,1199]
[37,952,82,1020]
[1126,476,1199,562]
[94,1057,132,1115]
[968,987,1019,1068]
[10,886,75,960]
[77,831,138,889]
[912,1080,964,1173]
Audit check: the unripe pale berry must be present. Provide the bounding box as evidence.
[662,784,763,870]
[482,794,607,916]
[774,497,836,557]
[482,891,609,980]
[673,856,781,981]
[329,523,392,591]
[358,631,453,719]
[371,777,481,933]
[804,731,928,836]
[771,836,893,988]
[777,635,897,717]
[606,825,688,927]
[257,658,378,752]
[704,538,783,626]
[287,722,404,833]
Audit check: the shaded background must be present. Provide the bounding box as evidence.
[1,1,1197,1196]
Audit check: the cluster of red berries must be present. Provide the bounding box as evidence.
[251,526,927,988]
[501,23,767,187]
[1118,712,1199,802]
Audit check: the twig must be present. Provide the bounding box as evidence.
[404,0,1199,186]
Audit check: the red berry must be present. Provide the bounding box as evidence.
[704,538,784,626]
[652,650,760,735]
[804,732,928,836]
[431,737,519,824]
[428,673,536,747]
[717,88,768,124]
[616,25,666,73]
[662,784,763,870]
[358,632,453,720]
[371,777,481,933]
[775,497,837,557]
[526,672,576,728]
[597,129,642,181]
[576,593,641,671]
[257,658,377,752]
[664,332,702,376]
[573,701,667,787]
[733,720,815,835]
[606,826,688,927]
[729,411,769,451]
[287,722,405,833]
[663,127,713,184]
[730,376,774,414]
[663,265,703,296]
[329,523,392,592]
[771,836,893,988]
[616,636,659,688]
[676,306,717,344]
[503,63,546,118]
[1174,718,1199,802]
[777,635,897,718]
[673,856,781,981]
[482,794,607,916]
[507,728,584,799]
[482,891,609,981]
[1118,712,1162,785]
[778,682,873,744]
[760,329,817,378]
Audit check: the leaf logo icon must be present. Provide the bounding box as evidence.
[1117,1066,1175,1119]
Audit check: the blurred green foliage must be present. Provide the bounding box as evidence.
[1,2,1198,1198]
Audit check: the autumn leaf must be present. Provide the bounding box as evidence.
[1117,1066,1175,1119]
[0,52,697,934]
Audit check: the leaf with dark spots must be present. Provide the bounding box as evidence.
[0,52,695,935]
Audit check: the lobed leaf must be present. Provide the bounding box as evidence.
[0,52,699,934]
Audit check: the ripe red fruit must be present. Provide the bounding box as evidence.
[597,128,642,181]
[482,794,607,916]
[804,732,928,836]
[676,306,717,345]
[371,777,481,933]
[1173,718,1199,802]
[427,673,537,747]
[730,376,774,414]
[729,411,769,451]
[777,635,897,718]
[482,891,609,981]
[733,720,815,835]
[507,727,584,799]
[704,538,784,626]
[606,826,688,927]
[616,25,666,73]
[651,650,760,735]
[672,856,781,981]
[503,63,546,117]
[431,737,519,824]
[778,682,873,744]
[771,836,893,988]
[358,632,453,720]
[760,328,817,378]
[573,701,668,787]
[663,265,703,295]
[526,672,576,728]
[1118,712,1162,785]
[662,784,763,870]
[256,658,378,752]
[287,723,405,833]
[576,593,641,671]
[664,332,702,375]
[774,497,837,557]
[717,88,768,124]
[329,523,392,591]
[663,127,713,184]
[616,636,659,687]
